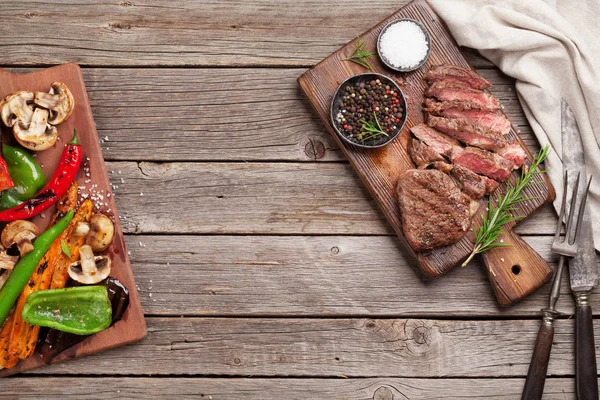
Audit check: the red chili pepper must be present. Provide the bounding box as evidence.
[0,130,82,222]
[0,157,14,192]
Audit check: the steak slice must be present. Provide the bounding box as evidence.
[497,143,527,168]
[408,137,444,168]
[424,99,511,136]
[452,147,514,182]
[450,164,489,199]
[410,123,462,158]
[427,115,507,152]
[483,176,500,195]
[425,81,501,111]
[397,169,471,252]
[425,65,492,90]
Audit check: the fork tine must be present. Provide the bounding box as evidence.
[565,172,581,243]
[555,171,569,243]
[572,175,593,245]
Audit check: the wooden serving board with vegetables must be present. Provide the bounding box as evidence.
[0,63,145,376]
[297,0,555,305]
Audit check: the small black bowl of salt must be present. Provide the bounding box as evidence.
[377,19,431,72]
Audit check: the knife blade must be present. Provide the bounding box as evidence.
[561,98,598,400]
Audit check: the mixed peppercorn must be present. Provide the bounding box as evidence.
[335,77,405,146]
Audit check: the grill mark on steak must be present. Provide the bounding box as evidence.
[408,136,445,168]
[424,99,511,136]
[427,115,507,151]
[410,123,462,158]
[397,169,472,252]
[452,147,514,182]
[425,81,501,111]
[425,65,492,90]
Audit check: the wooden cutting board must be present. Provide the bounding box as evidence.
[298,0,555,305]
[0,63,146,376]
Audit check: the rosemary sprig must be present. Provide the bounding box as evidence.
[343,37,375,70]
[357,112,388,142]
[462,145,551,267]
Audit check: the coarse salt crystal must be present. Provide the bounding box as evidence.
[379,20,429,69]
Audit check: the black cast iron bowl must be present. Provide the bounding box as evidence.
[330,73,407,149]
[377,18,432,73]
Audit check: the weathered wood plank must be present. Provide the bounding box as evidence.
[0,377,588,399]
[128,235,595,317]
[20,317,599,377]
[107,161,557,235]
[1,1,492,68]
[78,68,533,162]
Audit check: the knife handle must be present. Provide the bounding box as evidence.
[522,312,556,400]
[574,292,598,400]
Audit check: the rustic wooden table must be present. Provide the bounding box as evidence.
[1,1,598,398]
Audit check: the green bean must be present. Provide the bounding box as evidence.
[0,210,74,326]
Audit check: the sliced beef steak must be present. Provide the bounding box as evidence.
[424,99,511,136]
[452,147,514,182]
[425,81,501,111]
[410,123,462,158]
[425,65,492,89]
[427,115,507,152]
[397,169,471,252]
[450,164,489,199]
[408,137,444,168]
[497,143,527,168]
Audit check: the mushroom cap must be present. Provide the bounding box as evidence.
[0,91,34,127]
[34,82,75,125]
[68,245,112,285]
[14,107,58,151]
[1,220,40,250]
[86,214,115,252]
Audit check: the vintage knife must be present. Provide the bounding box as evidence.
[561,98,599,400]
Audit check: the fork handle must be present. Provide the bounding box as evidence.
[574,291,598,400]
[522,312,556,400]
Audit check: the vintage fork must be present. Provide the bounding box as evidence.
[522,171,592,400]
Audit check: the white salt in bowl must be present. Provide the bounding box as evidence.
[377,19,432,73]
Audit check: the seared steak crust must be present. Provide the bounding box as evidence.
[427,115,507,152]
[425,65,492,89]
[424,99,511,136]
[425,81,501,111]
[408,137,444,168]
[397,169,471,252]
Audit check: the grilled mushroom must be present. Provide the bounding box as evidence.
[34,82,74,125]
[86,214,115,252]
[0,91,34,128]
[68,244,112,284]
[2,220,40,256]
[13,107,58,151]
[0,244,18,290]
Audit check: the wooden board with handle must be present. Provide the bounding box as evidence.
[297,0,555,306]
[0,63,146,376]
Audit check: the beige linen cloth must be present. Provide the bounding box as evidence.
[427,0,600,250]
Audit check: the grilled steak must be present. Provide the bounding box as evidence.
[425,81,501,111]
[452,147,514,182]
[424,99,511,136]
[497,143,526,168]
[427,115,507,152]
[408,137,444,168]
[450,164,489,199]
[397,169,471,252]
[430,161,453,173]
[410,123,462,158]
[425,65,492,89]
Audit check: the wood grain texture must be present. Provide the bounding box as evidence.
[16,317,598,377]
[0,0,495,68]
[0,64,146,377]
[0,377,589,399]
[105,161,558,236]
[127,235,597,317]
[298,0,554,304]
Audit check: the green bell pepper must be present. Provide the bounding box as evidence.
[21,286,112,335]
[0,145,46,209]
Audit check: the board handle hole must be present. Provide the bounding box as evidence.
[511,265,521,275]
